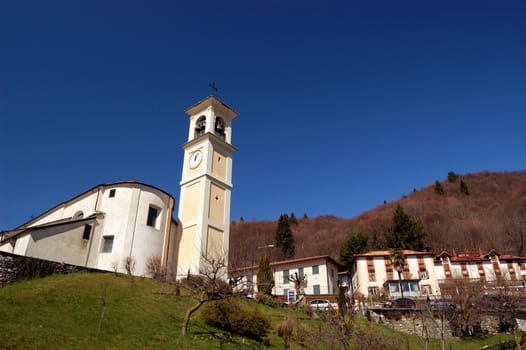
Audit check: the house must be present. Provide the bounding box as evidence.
[350,250,439,300]
[0,181,178,277]
[435,250,526,295]
[349,249,526,302]
[233,255,340,303]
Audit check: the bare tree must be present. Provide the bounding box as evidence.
[180,253,232,336]
[490,273,525,350]
[289,272,307,307]
[440,278,485,338]
[123,256,136,276]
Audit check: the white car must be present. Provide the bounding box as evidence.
[310,299,332,311]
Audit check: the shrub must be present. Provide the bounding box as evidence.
[255,293,278,307]
[146,256,166,281]
[276,316,294,348]
[202,298,271,340]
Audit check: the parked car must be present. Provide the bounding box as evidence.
[310,299,332,311]
[425,299,456,310]
[384,298,416,308]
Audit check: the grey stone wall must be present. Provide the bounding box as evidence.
[0,251,97,287]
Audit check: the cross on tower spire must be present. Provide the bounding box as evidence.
[209,82,218,95]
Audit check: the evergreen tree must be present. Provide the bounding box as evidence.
[289,212,298,226]
[384,204,426,250]
[447,171,458,183]
[339,230,369,271]
[275,214,295,258]
[434,180,445,195]
[460,180,470,195]
[256,255,274,295]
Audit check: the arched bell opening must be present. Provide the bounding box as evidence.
[214,116,226,140]
[195,116,206,138]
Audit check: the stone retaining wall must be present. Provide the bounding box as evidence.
[0,251,97,287]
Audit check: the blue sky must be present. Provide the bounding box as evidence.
[1,1,525,230]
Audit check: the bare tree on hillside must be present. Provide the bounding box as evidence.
[180,253,232,336]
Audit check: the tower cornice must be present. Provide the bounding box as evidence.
[182,132,237,153]
[185,95,239,119]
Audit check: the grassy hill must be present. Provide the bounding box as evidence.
[230,170,526,266]
[0,273,519,349]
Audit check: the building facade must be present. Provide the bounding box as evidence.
[349,249,526,301]
[0,181,177,277]
[235,255,340,301]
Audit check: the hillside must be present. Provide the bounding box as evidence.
[229,170,526,267]
[0,273,519,350]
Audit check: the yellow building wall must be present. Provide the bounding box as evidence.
[208,183,225,224]
[179,225,198,267]
[207,226,224,261]
[211,150,227,180]
[181,182,201,223]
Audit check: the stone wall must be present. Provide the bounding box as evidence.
[368,308,520,339]
[0,251,97,287]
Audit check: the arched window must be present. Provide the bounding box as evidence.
[73,211,84,220]
[215,116,225,140]
[195,116,206,138]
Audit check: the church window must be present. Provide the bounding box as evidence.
[109,189,116,198]
[102,236,114,253]
[195,116,206,138]
[147,206,160,228]
[83,224,92,240]
[214,117,225,140]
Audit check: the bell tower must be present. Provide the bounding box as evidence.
[176,95,238,276]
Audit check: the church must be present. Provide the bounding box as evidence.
[0,95,238,279]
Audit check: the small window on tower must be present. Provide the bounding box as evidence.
[215,117,225,140]
[195,116,206,138]
[147,206,160,227]
[109,189,116,198]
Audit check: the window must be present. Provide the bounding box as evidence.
[102,236,114,253]
[109,189,116,198]
[287,289,296,303]
[312,265,319,274]
[299,267,304,277]
[420,270,428,279]
[73,211,84,220]
[246,275,252,288]
[368,287,378,296]
[313,284,321,295]
[283,288,289,296]
[283,269,289,284]
[82,224,92,240]
[147,206,159,227]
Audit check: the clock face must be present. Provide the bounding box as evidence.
[189,150,203,169]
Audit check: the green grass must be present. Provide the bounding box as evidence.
[0,273,520,349]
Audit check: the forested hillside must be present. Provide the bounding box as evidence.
[229,170,526,267]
